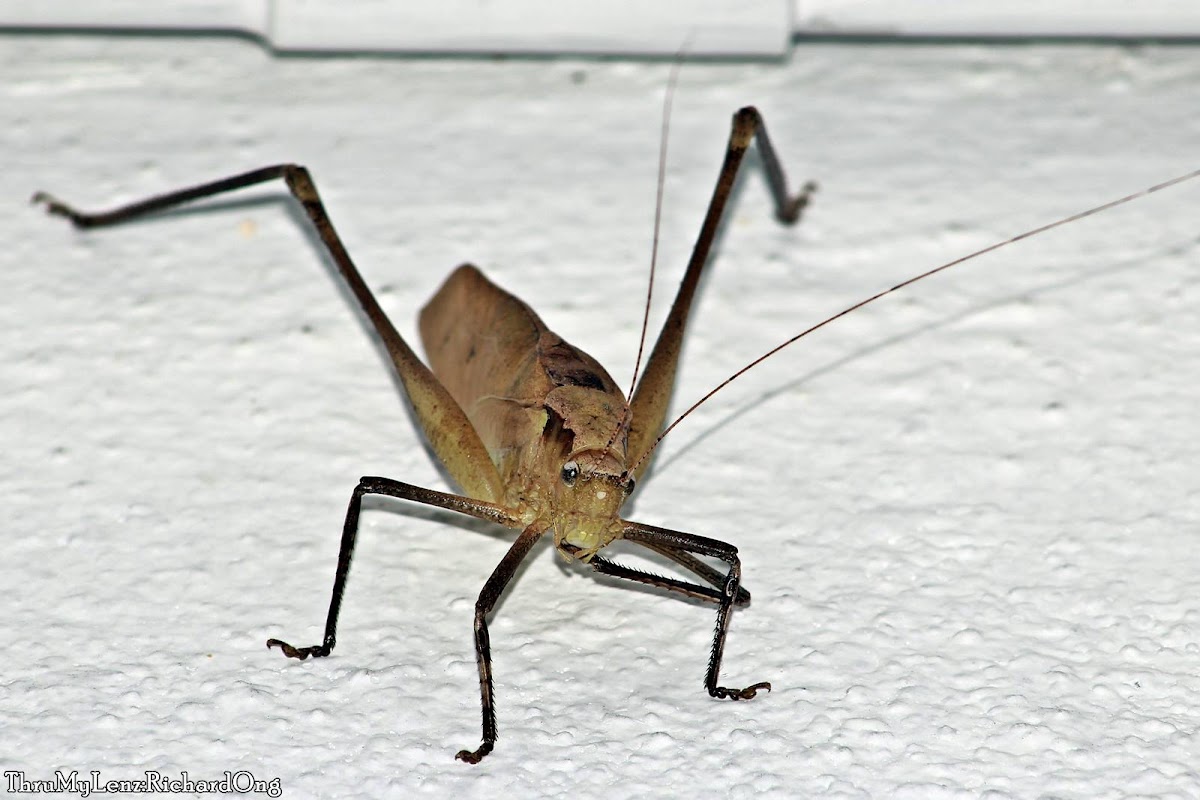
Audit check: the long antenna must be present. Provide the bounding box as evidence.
[627,58,684,400]
[628,166,1200,476]
[606,50,686,454]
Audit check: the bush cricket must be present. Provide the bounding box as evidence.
[33,104,1199,763]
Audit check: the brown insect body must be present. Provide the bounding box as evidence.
[419,263,631,559]
[31,41,1200,760]
[33,108,810,762]
[32,73,1200,769]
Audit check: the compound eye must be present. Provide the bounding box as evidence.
[624,476,636,496]
[561,461,580,487]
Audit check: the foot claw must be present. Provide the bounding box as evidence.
[712,681,771,700]
[32,192,67,214]
[455,742,493,764]
[266,638,329,660]
[777,180,818,224]
[31,192,88,226]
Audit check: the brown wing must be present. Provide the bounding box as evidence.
[419,265,626,483]
[419,265,554,481]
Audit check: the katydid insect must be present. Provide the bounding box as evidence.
[33,107,812,762]
[33,105,1199,764]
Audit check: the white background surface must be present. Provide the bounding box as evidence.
[4,34,1199,798]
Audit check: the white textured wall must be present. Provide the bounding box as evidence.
[4,34,1199,798]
